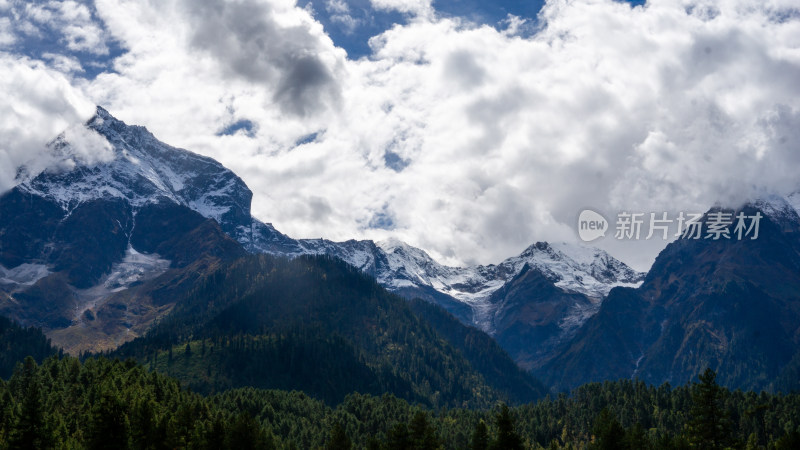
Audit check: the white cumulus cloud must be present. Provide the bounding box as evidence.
[0,54,97,190]
[369,0,433,16]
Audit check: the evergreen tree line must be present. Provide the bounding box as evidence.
[2,356,799,449]
[0,316,60,379]
[143,332,420,405]
[0,356,274,449]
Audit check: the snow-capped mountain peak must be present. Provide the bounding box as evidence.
[354,238,644,332]
[17,107,253,239]
[753,194,800,228]
[7,107,645,338]
[513,241,644,297]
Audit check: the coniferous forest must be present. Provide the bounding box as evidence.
[0,254,798,449]
[1,355,800,449]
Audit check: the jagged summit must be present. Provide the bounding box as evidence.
[750,194,800,229]
[320,236,646,333]
[18,106,253,238]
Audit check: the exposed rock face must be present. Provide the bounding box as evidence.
[536,199,800,392]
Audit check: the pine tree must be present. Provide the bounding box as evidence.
[775,431,800,450]
[325,422,351,450]
[128,396,157,450]
[470,420,490,450]
[387,422,411,450]
[365,437,382,450]
[225,412,274,450]
[745,432,758,450]
[688,368,733,450]
[590,408,624,450]
[8,357,47,450]
[204,412,227,450]
[491,404,523,450]
[624,422,647,450]
[87,389,131,450]
[409,411,439,450]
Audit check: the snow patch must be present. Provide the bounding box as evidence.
[787,192,800,216]
[74,246,170,320]
[0,263,51,286]
[101,246,171,292]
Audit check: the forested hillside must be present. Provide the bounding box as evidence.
[111,254,546,407]
[1,356,799,449]
[0,316,60,379]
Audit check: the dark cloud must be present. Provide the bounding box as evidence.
[307,195,333,222]
[185,0,342,116]
[273,55,339,116]
[444,50,486,88]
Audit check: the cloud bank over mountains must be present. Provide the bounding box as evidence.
[1,0,799,269]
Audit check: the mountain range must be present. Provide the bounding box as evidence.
[0,107,641,352]
[1,107,799,395]
[536,197,800,392]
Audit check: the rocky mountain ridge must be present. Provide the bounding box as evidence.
[3,107,643,342]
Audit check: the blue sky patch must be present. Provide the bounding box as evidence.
[217,119,258,137]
